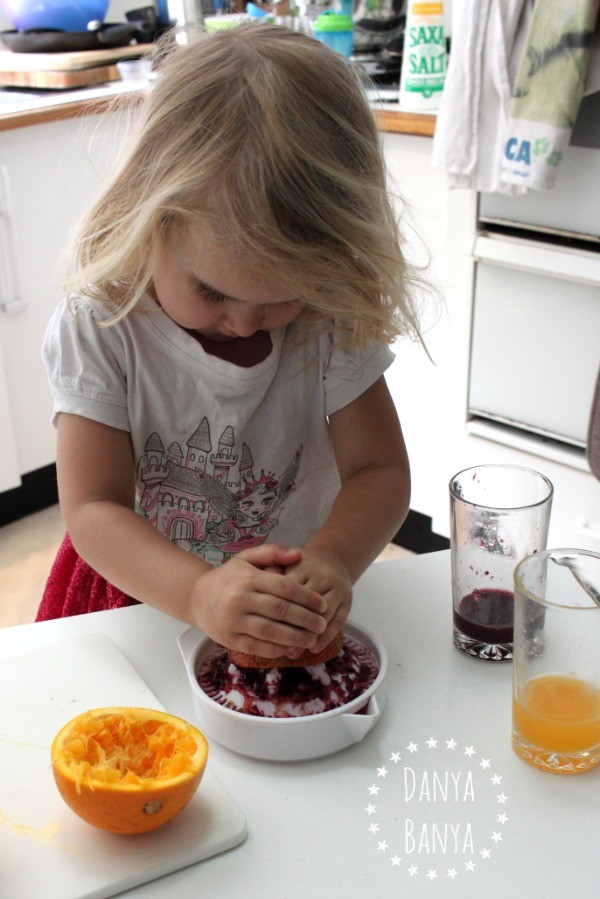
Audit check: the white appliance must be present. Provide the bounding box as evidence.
[468,90,600,459]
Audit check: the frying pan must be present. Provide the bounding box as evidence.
[0,23,139,53]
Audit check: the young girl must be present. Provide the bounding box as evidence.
[37,23,423,663]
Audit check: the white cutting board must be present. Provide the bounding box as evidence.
[0,634,247,899]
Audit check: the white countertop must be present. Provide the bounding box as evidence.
[0,82,419,117]
[0,78,139,115]
[0,79,435,139]
[0,551,596,898]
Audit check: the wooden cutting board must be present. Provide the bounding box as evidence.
[0,43,153,72]
[0,633,247,899]
[0,64,120,88]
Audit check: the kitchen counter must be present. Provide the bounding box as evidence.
[0,80,435,136]
[0,80,142,131]
[373,104,435,137]
[0,551,596,898]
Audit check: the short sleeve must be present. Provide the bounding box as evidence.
[42,298,130,430]
[323,328,395,417]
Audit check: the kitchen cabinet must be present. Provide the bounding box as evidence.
[383,131,600,552]
[0,110,121,492]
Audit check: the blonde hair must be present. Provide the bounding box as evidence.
[68,23,425,346]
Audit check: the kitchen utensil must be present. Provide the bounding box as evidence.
[512,548,600,774]
[0,633,247,899]
[125,6,169,43]
[0,0,109,32]
[0,23,138,53]
[178,620,387,761]
[450,463,553,661]
[125,5,159,25]
[552,551,600,605]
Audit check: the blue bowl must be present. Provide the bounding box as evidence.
[0,0,110,32]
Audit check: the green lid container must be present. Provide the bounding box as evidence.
[204,13,248,32]
[313,10,354,58]
[313,11,354,32]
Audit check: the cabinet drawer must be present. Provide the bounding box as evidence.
[468,252,600,448]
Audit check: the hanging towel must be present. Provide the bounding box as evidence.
[501,0,600,191]
[431,0,530,194]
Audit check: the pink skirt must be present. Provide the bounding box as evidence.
[36,533,139,621]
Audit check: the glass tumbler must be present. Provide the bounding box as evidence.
[450,464,553,661]
[512,549,600,774]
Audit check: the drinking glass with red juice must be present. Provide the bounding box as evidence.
[449,464,553,661]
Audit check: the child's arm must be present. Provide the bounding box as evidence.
[56,413,327,658]
[282,375,410,656]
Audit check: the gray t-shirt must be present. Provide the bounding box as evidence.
[43,296,394,565]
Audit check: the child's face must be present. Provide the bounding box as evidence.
[152,228,303,341]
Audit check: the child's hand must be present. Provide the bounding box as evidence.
[279,547,352,658]
[190,544,328,658]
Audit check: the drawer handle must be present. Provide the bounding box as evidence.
[472,234,600,286]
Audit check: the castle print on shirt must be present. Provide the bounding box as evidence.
[135,416,302,564]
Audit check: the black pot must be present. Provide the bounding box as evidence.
[0,23,139,53]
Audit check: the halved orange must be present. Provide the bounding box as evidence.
[51,707,208,834]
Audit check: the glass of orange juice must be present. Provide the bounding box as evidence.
[512,549,600,774]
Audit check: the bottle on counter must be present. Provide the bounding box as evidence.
[313,10,355,59]
[398,0,446,113]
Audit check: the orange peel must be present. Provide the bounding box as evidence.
[51,707,208,834]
